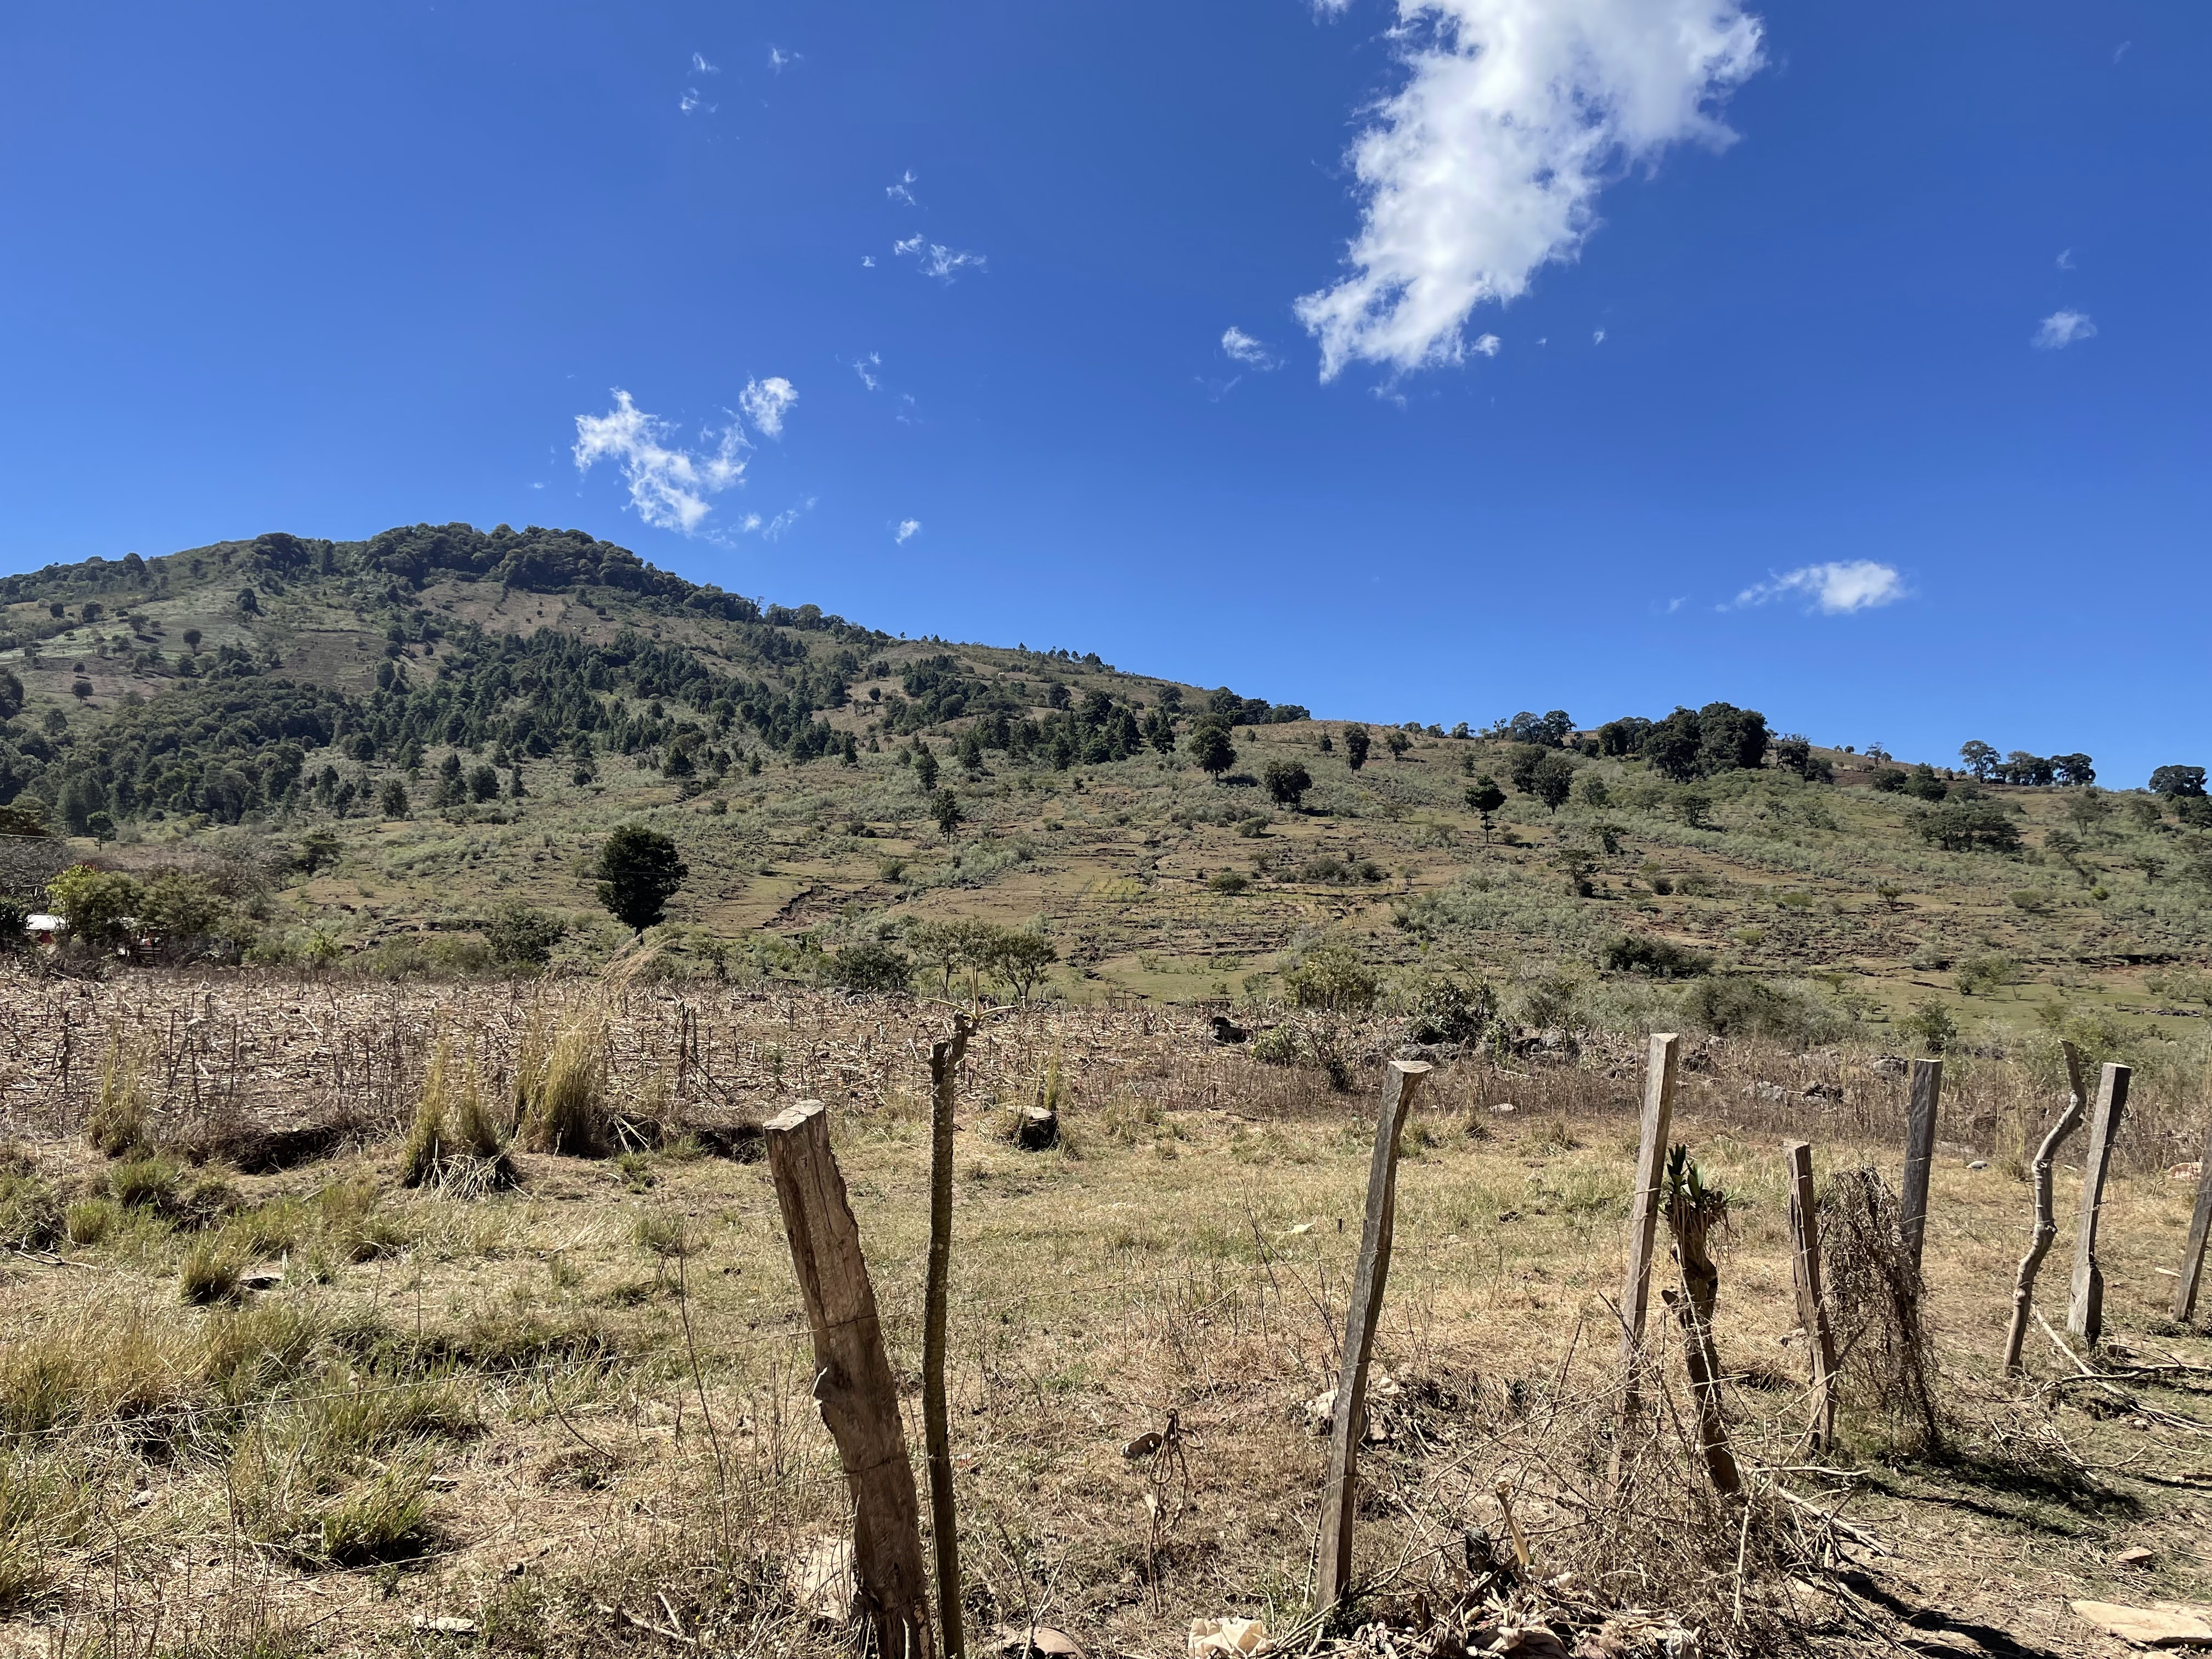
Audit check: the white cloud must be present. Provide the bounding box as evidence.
[760,498,815,540]
[894,234,986,281]
[1472,332,1500,357]
[1221,326,1280,369]
[2033,309,2096,350]
[573,391,748,535]
[769,46,797,70]
[2055,247,2075,270]
[894,518,922,544]
[861,255,877,267]
[1295,0,1763,380]
[1733,560,1904,615]
[852,352,882,391]
[691,52,719,75]
[679,88,715,114]
[739,375,798,437]
[886,169,918,206]
[1592,328,1606,345]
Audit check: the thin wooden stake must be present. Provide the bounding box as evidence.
[924,1019,973,1659]
[2002,1042,2087,1376]
[1315,1058,1430,1613]
[764,1100,935,1659]
[1784,1141,1839,1448]
[1898,1058,1942,1274]
[2066,1062,2132,1344]
[1615,1033,1682,1450]
[2171,1107,2212,1324]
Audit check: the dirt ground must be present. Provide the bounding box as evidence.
[3,975,2211,1658]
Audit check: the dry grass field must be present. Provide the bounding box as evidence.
[4,974,2212,1657]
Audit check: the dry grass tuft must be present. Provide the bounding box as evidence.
[517,1003,611,1156]
[400,1035,515,1193]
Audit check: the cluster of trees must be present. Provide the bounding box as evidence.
[1957,742,2094,787]
[826,918,1056,1001]
[1592,703,1774,781]
[36,862,256,962]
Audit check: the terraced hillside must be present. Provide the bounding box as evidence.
[3,523,2209,1054]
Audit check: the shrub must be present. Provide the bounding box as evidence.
[1208,871,1249,894]
[1678,975,1852,1046]
[1283,942,1379,1013]
[1262,760,1312,808]
[826,941,913,994]
[1955,954,2024,997]
[1399,972,1495,1045]
[1899,1000,1957,1054]
[483,902,566,968]
[1602,935,1714,979]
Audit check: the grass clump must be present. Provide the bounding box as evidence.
[108,1156,181,1212]
[178,1240,244,1305]
[516,1006,610,1156]
[86,1031,152,1157]
[400,1036,515,1192]
[0,1451,87,1613]
[63,1200,116,1247]
[0,1172,62,1251]
[318,1178,409,1263]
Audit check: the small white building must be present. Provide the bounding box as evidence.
[24,913,62,945]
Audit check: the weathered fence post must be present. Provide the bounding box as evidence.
[1784,1141,1839,1448]
[1614,1033,1682,1454]
[1315,1058,1430,1613]
[1899,1058,1942,1274]
[764,1101,935,1659]
[2171,1108,2212,1324]
[2066,1062,2132,1344]
[924,1020,973,1659]
[2002,1041,2086,1375]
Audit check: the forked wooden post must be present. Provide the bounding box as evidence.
[764,1101,935,1659]
[2171,1109,2212,1324]
[1784,1141,1839,1448]
[1615,1034,1682,1421]
[2002,1042,2087,1375]
[1898,1058,1942,1274]
[1315,1059,1430,1613]
[1665,1288,1742,1497]
[2066,1063,2131,1342]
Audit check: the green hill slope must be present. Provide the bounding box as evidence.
[3,523,2208,1047]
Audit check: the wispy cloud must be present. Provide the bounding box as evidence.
[1295,0,1762,380]
[895,518,922,544]
[1220,326,1280,369]
[2055,247,2075,270]
[739,376,798,438]
[691,52,719,75]
[1733,560,1904,616]
[679,87,715,115]
[1472,333,1500,357]
[894,234,986,282]
[768,46,799,71]
[851,352,882,392]
[573,391,748,535]
[755,498,815,540]
[2033,310,2096,350]
[2113,40,2131,64]
[1592,328,1606,345]
[861,255,877,268]
[885,169,918,206]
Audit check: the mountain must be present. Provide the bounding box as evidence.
[1,523,2205,1044]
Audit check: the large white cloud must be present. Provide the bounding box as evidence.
[1297,0,1763,380]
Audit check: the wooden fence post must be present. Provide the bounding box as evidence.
[1899,1058,1942,1274]
[2066,1063,2132,1344]
[764,1101,935,1659]
[2171,1109,2212,1324]
[1664,1288,1742,1497]
[1784,1141,1839,1448]
[1315,1059,1430,1613]
[1615,1034,1682,1434]
[924,1022,972,1659]
[2002,1042,2087,1376]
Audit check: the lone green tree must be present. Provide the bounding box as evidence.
[1188,723,1235,782]
[932,788,965,840]
[913,743,941,792]
[1342,725,1370,771]
[1465,776,1505,841]
[1385,730,1412,762]
[1531,752,1577,811]
[593,825,688,935]
[1262,759,1312,809]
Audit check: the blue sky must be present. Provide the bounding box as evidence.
[1,2,2204,783]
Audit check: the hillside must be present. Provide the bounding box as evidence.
[3,523,2210,1049]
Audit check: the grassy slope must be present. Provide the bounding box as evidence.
[5,534,2209,1048]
